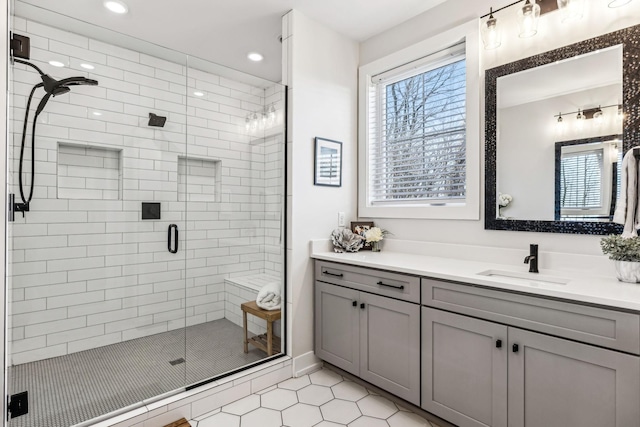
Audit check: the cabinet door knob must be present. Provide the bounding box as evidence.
[360,303,365,310]
[496,339,502,348]
[512,343,519,353]
[352,301,357,307]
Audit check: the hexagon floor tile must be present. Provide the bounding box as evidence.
[320,399,361,424]
[261,387,298,411]
[240,407,282,427]
[348,416,390,427]
[309,369,344,387]
[297,384,334,406]
[282,402,323,427]
[357,395,398,419]
[195,368,445,427]
[331,381,369,402]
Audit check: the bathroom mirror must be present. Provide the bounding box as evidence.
[485,24,640,234]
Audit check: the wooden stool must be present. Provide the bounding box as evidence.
[163,418,190,427]
[241,301,281,356]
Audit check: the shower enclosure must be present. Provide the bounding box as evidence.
[5,3,286,427]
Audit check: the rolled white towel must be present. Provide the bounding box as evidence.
[256,281,281,311]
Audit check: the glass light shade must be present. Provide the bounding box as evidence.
[517,0,540,38]
[609,0,632,7]
[481,13,501,50]
[250,112,258,132]
[557,0,584,22]
[267,104,276,126]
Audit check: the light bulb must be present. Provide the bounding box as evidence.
[557,0,584,22]
[245,114,251,132]
[517,0,540,38]
[593,107,604,126]
[575,109,584,131]
[250,112,258,132]
[481,9,501,50]
[267,104,276,126]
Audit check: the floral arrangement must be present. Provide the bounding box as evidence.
[364,227,392,251]
[331,228,364,253]
[600,235,640,262]
[498,192,513,208]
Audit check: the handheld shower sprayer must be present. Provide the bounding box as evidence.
[12,58,99,217]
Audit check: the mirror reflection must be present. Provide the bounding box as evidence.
[495,45,623,222]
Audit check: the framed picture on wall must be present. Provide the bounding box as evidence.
[314,137,342,187]
[351,221,374,250]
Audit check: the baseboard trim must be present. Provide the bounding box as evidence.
[292,351,322,377]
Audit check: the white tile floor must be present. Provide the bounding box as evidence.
[192,368,443,427]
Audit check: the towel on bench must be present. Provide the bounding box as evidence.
[256,281,281,310]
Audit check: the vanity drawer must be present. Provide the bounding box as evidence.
[422,278,640,354]
[315,260,420,303]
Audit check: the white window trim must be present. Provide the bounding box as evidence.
[358,21,480,220]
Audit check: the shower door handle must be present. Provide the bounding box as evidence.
[168,224,178,254]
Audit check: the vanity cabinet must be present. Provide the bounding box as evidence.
[315,261,420,405]
[422,279,640,427]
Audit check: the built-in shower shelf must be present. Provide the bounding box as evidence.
[177,156,221,202]
[57,143,122,200]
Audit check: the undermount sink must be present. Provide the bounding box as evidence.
[476,269,570,286]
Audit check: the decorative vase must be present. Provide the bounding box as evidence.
[614,260,640,283]
[371,241,381,252]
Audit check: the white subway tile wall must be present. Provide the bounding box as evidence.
[8,17,285,366]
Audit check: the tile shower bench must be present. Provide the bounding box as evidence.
[312,250,640,427]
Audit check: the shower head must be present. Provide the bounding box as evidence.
[148,113,167,127]
[36,74,99,115]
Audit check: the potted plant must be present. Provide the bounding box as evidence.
[600,235,640,283]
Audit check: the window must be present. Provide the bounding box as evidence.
[358,22,479,219]
[557,140,618,220]
[370,51,466,204]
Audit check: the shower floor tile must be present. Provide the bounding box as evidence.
[8,319,267,427]
[194,368,448,427]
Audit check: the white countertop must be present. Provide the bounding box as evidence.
[311,249,640,312]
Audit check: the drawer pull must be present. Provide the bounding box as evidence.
[352,301,357,307]
[512,343,519,353]
[496,339,502,348]
[360,303,366,310]
[323,270,344,278]
[376,281,405,290]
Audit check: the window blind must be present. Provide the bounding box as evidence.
[560,149,603,210]
[368,52,466,204]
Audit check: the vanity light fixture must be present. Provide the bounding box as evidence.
[267,104,277,126]
[481,8,502,49]
[593,106,604,123]
[517,0,540,38]
[609,0,632,7]
[557,0,584,22]
[104,0,129,14]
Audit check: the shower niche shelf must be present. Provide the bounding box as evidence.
[57,143,122,200]
[177,156,221,202]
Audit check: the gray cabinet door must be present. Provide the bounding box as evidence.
[422,307,508,427]
[314,281,360,375]
[359,292,421,405]
[508,328,640,427]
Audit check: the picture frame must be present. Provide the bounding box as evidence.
[314,137,342,187]
[351,221,374,251]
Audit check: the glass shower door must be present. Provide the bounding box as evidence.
[6,7,189,426]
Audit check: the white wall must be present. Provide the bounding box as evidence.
[7,18,285,365]
[359,0,640,256]
[282,10,359,363]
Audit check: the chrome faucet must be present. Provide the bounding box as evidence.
[524,244,539,273]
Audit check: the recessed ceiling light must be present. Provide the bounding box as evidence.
[104,0,128,14]
[247,52,264,62]
[80,63,95,70]
[49,60,65,67]
[193,91,204,97]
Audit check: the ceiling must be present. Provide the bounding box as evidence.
[14,0,447,82]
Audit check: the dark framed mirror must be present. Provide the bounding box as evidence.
[485,24,640,234]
